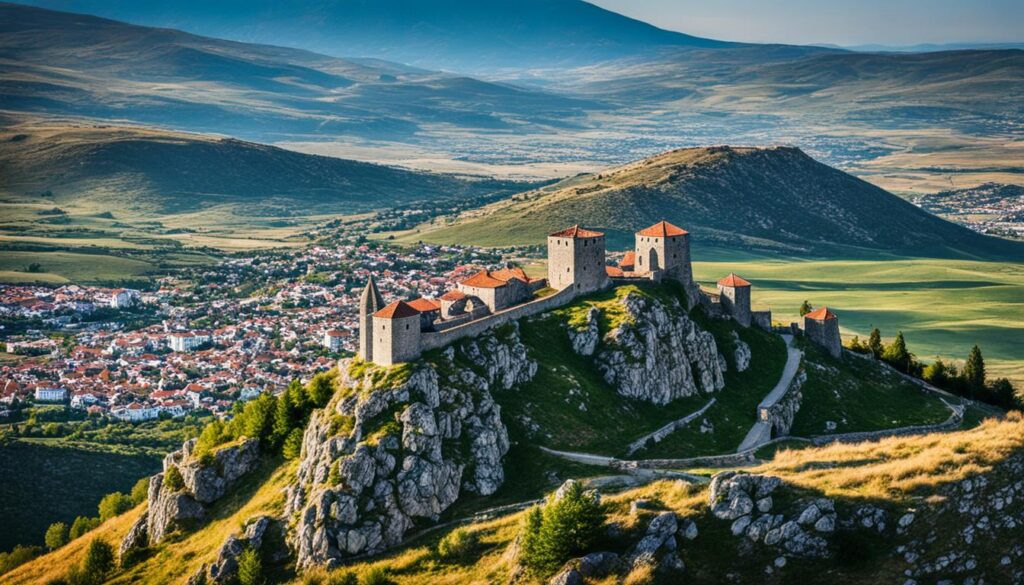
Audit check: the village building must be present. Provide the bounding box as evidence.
[34,387,67,402]
[322,329,347,352]
[109,288,139,309]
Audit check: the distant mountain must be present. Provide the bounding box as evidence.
[0,3,594,143]
[0,122,530,215]
[414,146,1023,258]
[829,42,1024,53]
[11,0,740,72]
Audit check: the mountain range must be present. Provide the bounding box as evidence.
[10,0,742,72]
[0,3,593,143]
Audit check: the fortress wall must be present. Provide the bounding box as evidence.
[419,286,579,352]
[751,310,772,331]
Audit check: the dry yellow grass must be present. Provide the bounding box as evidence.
[4,460,294,585]
[756,411,1024,500]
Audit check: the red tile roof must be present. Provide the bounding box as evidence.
[605,266,625,278]
[549,225,604,238]
[407,297,442,312]
[374,300,421,319]
[619,251,636,269]
[440,290,467,301]
[804,307,838,321]
[491,267,531,283]
[460,270,508,289]
[718,273,751,288]
[636,220,688,238]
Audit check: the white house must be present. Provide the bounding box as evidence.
[70,393,99,409]
[34,387,67,402]
[112,403,160,422]
[322,329,347,352]
[110,289,139,309]
[169,332,211,352]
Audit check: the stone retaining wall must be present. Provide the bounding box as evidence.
[625,398,716,456]
[809,413,963,445]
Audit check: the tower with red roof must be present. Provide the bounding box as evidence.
[717,273,752,327]
[803,306,842,358]
[547,225,609,294]
[634,220,695,295]
[372,300,422,366]
[358,275,385,362]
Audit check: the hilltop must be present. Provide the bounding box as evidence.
[410,146,1023,258]
[0,121,530,215]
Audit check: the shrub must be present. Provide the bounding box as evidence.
[436,528,479,562]
[358,567,392,585]
[0,545,41,576]
[74,539,115,585]
[519,481,605,576]
[163,465,185,491]
[45,521,69,550]
[237,547,264,585]
[307,371,337,407]
[69,516,100,540]
[327,571,359,585]
[130,477,150,505]
[98,492,133,522]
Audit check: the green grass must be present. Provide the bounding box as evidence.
[692,254,1024,388]
[0,441,160,553]
[790,341,953,437]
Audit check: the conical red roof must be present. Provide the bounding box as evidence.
[804,306,838,321]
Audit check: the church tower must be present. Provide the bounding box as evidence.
[358,275,384,362]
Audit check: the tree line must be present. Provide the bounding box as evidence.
[847,328,1019,410]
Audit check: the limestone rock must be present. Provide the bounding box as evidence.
[548,567,583,585]
[146,472,205,545]
[567,306,600,356]
[579,552,619,577]
[173,438,260,504]
[289,325,526,568]
[594,292,725,405]
[207,516,273,585]
[731,331,751,372]
[119,513,148,562]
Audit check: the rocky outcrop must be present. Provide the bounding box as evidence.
[118,514,148,565]
[567,307,600,356]
[170,437,260,504]
[201,516,273,585]
[128,437,261,549]
[763,370,805,437]
[288,324,532,568]
[731,331,751,372]
[709,471,832,559]
[580,292,724,405]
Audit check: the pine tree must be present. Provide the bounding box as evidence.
[237,547,265,585]
[44,522,68,551]
[868,328,884,358]
[306,372,336,407]
[923,358,949,387]
[882,331,913,372]
[988,378,1019,410]
[271,389,296,449]
[964,345,986,397]
[282,427,304,460]
[799,300,813,316]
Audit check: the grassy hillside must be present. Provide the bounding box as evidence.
[405,146,1023,258]
[0,441,159,552]
[0,121,530,216]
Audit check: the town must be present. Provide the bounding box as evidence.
[0,239,506,423]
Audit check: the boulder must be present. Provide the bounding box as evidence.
[578,552,619,578]
[548,567,583,585]
[147,473,205,545]
[119,513,148,563]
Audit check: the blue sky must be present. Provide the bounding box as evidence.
[590,0,1024,46]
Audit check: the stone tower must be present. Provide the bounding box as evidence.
[803,306,842,358]
[718,273,752,327]
[372,300,422,366]
[634,220,693,286]
[547,225,609,294]
[358,275,385,362]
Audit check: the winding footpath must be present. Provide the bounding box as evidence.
[736,334,803,452]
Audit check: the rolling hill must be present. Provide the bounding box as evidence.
[0,121,530,215]
[0,3,594,143]
[410,146,1024,258]
[10,0,742,72]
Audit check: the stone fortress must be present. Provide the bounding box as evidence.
[358,220,842,365]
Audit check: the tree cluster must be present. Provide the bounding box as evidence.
[848,329,1019,410]
[519,482,606,577]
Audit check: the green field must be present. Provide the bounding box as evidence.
[691,253,1024,387]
